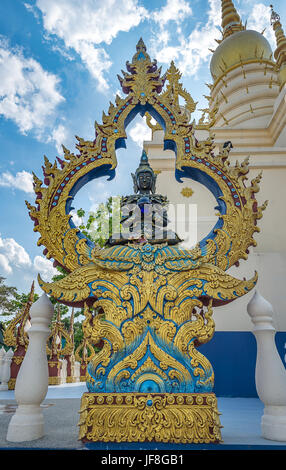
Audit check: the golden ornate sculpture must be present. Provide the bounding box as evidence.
[47,305,73,385]
[4,282,34,350]
[75,328,96,382]
[78,393,221,443]
[26,40,267,444]
[4,282,34,390]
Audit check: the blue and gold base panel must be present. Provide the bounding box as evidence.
[78,393,222,444]
[86,327,214,395]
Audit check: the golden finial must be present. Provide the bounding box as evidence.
[270,5,286,87]
[131,37,150,63]
[136,37,146,51]
[221,0,245,40]
[270,5,280,25]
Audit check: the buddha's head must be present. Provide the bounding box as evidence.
[133,150,156,194]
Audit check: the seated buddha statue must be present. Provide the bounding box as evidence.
[106,150,182,246]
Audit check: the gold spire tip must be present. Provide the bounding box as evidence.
[270,5,280,25]
[221,0,245,39]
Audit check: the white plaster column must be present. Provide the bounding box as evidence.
[6,293,54,442]
[247,290,286,441]
[0,347,5,386]
[0,349,13,391]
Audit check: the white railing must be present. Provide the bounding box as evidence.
[247,290,286,441]
[59,358,67,384]
[74,360,81,382]
[0,347,13,391]
[7,293,54,442]
[0,344,84,388]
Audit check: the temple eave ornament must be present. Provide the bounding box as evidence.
[26,39,267,444]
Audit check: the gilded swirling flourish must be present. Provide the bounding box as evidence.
[78,393,222,443]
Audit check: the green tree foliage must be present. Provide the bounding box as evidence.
[0,277,39,346]
[0,278,40,320]
[10,290,39,313]
[60,313,85,352]
[76,195,121,247]
[50,265,69,282]
[0,276,18,318]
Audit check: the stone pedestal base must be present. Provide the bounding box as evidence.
[78,392,222,444]
[6,404,44,442]
[262,406,286,441]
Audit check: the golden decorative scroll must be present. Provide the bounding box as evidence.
[78,392,222,444]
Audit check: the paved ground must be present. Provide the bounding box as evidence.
[0,383,286,451]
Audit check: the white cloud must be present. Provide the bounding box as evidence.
[0,234,58,281]
[206,0,222,27]
[0,37,64,135]
[150,0,221,77]
[28,0,148,89]
[70,210,83,227]
[153,0,192,26]
[177,0,222,76]
[0,235,32,275]
[150,0,193,57]
[0,253,12,274]
[129,117,152,148]
[247,3,276,50]
[0,170,34,193]
[33,255,59,280]
[76,43,112,90]
[154,45,180,63]
[47,123,68,154]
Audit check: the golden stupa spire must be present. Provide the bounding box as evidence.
[270,4,286,87]
[221,0,245,40]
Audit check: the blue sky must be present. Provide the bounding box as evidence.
[0,0,285,297]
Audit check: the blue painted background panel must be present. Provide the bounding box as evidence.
[198,331,286,397]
